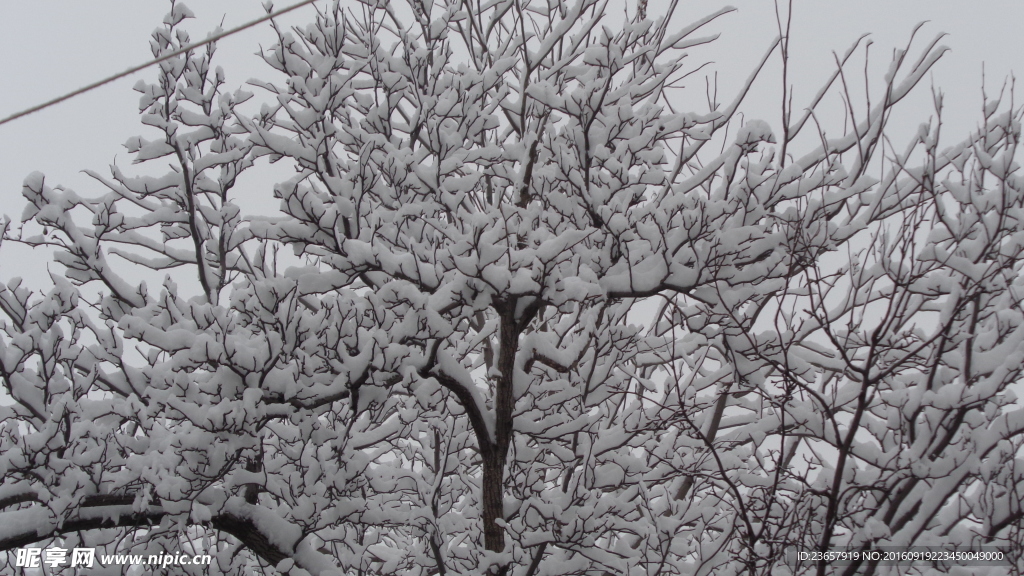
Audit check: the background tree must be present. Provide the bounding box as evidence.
[1,1,1023,575]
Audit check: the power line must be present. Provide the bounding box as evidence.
[0,0,319,128]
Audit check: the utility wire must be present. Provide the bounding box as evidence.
[0,0,319,128]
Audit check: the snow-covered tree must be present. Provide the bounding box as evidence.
[2,1,1023,575]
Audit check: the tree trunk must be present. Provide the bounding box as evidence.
[479,305,523,573]
[482,451,506,553]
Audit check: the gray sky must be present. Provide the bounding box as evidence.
[0,0,1021,280]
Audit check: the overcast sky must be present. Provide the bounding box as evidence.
[0,0,1021,280]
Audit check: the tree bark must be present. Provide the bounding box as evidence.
[482,451,506,553]
[476,303,527,576]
